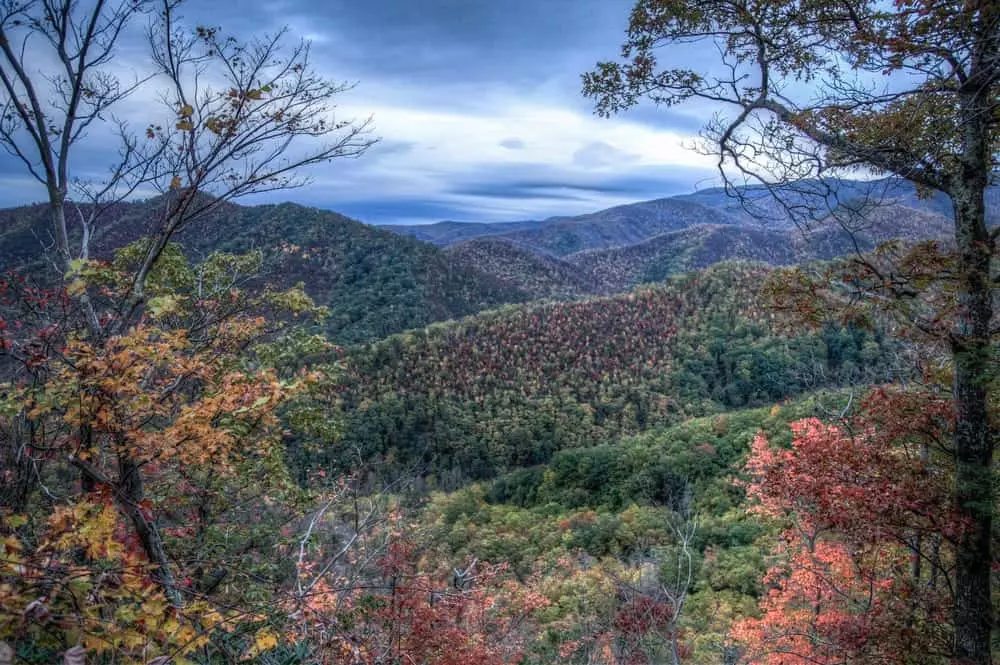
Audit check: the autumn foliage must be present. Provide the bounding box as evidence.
[736,389,961,665]
[0,247,318,660]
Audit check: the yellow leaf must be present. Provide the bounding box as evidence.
[241,628,279,660]
[141,598,168,618]
[170,175,182,190]
[161,616,180,635]
[121,631,146,649]
[256,630,278,650]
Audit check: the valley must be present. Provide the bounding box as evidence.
[0,177,994,664]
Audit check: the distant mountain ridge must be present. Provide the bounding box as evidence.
[386,177,997,252]
[384,177,991,298]
[566,224,801,293]
[564,203,957,293]
[384,197,744,253]
[2,177,993,344]
[671,178,1000,224]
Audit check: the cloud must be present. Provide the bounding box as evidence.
[266,98,719,222]
[0,0,727,225]
[253,0,636,92]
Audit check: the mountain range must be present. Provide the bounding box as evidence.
[1,177,993,342]
[386,177,984,296]
[385,176,996,247]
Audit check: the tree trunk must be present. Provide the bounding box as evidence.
[118,455,185,608]
[0,415,35,513]
[950,187,994,665]
[48,194,102,337]
[47,191,71,272]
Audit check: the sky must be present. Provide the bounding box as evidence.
[0,0,726,225]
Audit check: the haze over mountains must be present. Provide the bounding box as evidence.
[1,177,993,342]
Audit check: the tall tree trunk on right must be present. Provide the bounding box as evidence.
[950,182,994,665]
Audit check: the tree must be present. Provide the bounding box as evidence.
[584,3,997,663]
[286,528,550,665]
[735,389,959,665]
[0,0,151,280]
[611,504,697,665]
[0,243,330,658]
[0,0,373,335]
[0,0,373,631]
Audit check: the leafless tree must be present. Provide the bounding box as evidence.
[616,491,698,665]
[1,0,374,335]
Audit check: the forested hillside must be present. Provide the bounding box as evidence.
[444,237,601,299]
[305,262,901,486]
[0,199,530,343]
[385,182,972,299]
[566,225,800,293]
[565,204,955,293]
[0,192,985,665]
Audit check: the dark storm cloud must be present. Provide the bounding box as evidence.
[246,0,636,91]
